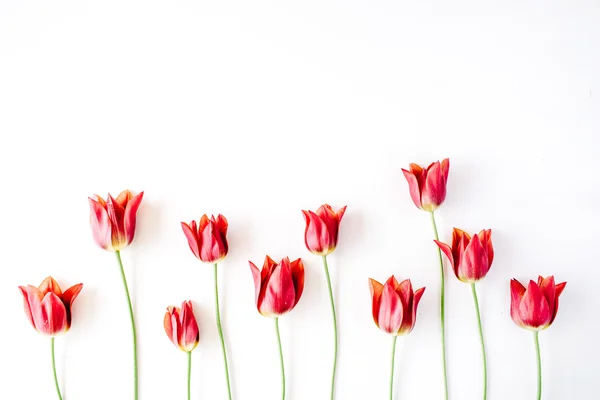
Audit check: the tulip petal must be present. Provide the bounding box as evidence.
[434,240,455,274]
[336,206,347,223]
[519,281,551,330]
[164,307,179,348]
[89,197,113,251]
[123,191,143,246]
[555,282,567,298]
[19,285,42,331]
[538,276,556,321]
[181,222,200,260]
[460,234,489,282]
[440,158,450,184]
[38,276,62,297]
[482,229,494,267]
[38,292,68,335]
[422,161,445,211]
[262,259,296,316]
[198,215,210,233]
[396,279,413,310]
[402,286,426,335]
[62,283,83,328]
[289,258,305,307]
[249,261,262,307]
[215,214,229,236]
[378,280,403,335]
[402,169,422,209]
[369,278,384,327]
[510,279,527,328]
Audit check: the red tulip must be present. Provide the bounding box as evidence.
[249,256,305,317]
[402,159,450,212]
[164,300,200,352]
[19,277,83,336]
[369,276,425,336]
[434,228,494,283]
[510,276,566,331]
[89,190,144,252]
[302,204,347,256]
[181,214,228,263]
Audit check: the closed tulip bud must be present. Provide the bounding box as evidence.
[88,190,144,252]
[435,228,494,283]
[369,276,425,336]
[302,204,347,256]
[164,301,200,352]
[249,256,305,317]
[402,159,449,212]
[181,214,229,263]
[510,276,566,331]
[19,277,83,336]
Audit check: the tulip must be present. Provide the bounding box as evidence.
[88,189,143,400]
[19,277,83,400]
[401,158,450,399]
[181,213,232,399]
[369,276,425,400]
[164,301,200,352]
[436,228,494,400]
[250,256,305,400]
[301,203,346,400]
[249,256,305,317]
[164,301,200,400]
[302,204,346,256]
[510,276,566,400]
[181,214,229,264]
[401,159,449,212]
[88,190,144,252]
[435,228,494,283]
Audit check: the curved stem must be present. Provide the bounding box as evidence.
[430,211,449,400]
[187,352,192,400]
[51,337,63,400]
[534,331,542,400]
[471,284,487,400]
[389,336,398,400]
[322,255,338,400]
[213,263,233,400]
[275,318,286,400]
[115,250,138,400]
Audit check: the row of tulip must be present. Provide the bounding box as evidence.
[18,158,566,400]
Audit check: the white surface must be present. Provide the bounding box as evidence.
[0,1,598,399]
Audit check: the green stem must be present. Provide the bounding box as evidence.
[534,331,542,400]
[430,211,449,400]
[214,263,233,400]
[115,250,138,400]
[275,318,286,400]
[389,336,398,400]
[51,337,63,400]
[471,284,487,400]
[187,351,192,400]
[322,255,338,400]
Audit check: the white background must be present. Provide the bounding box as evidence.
[0,1,598,399]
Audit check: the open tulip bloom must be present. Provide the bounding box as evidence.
[301,204,346,400]
[402,158,450,399]
[19,277,83,400]
[164,301,200,400]
[369,276,425,400]
[250,256,305,400]
[89,189,143,400]
[435,228,494,400]
[511,276,566,400]
[181,214,232,399]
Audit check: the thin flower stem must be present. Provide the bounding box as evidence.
[51,337,63,400]
[471,284,487,400]
[322,255,338,400]
[187,351,192,400]
[389,336,398,400]
[534,331,542,400]
[275,318,286,400]
[115,250,138,400]
[213,263,233,400]
[430,211,449,400]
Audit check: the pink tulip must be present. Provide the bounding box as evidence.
[511,276,566,331]
[181,214,229,263]
[89,190,144,252]
[164,301,200,352]
[402,159,449,211]
[302,204,346,256]
[435,228,494,283]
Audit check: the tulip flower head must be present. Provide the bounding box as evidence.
[19,277,83,336]
[435,228,494,283]
[402,159,449,212]
[164,300,200,352]
[369,276,425,336]
[302,204,347,256]
[249,256,305,317]
[88,190,144,252]
[510,276,566,331]
[181,214,229,264]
